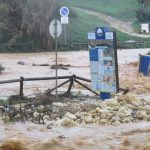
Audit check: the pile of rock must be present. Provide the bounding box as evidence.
[0,93,149,127]
[44,93,150,127]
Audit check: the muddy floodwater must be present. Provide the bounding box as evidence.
[0,49,150,149]
[0,49,150,98]
[0,121,149,150]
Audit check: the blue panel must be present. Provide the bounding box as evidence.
[139,55,150,76]
[89,48,98,61]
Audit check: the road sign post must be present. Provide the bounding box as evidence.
[49,19,62,100]
[60,6,69,47]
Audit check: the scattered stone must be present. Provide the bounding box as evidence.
[46,121,54,129]
[33,112,39,118]
[112,121,121,126]
[105,99,118,107]
[60,118,75,127]
[84,115,93,123]
[50,64,71,70]
[111,116,121,123]
[1,92,150,127]
[142,143,150,150]
[52,102,65,108]
[65,112,76,120]
[95,107,101,113]
[99,119,108,124]
[32,63,50,66]
[17,61,25,65]
[43,115,49,121]
[123,93,141,106]
[75,112,85,120]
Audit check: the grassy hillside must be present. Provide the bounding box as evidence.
[59,8,149,49]
[58,0,150,50]
[61,0,138,21]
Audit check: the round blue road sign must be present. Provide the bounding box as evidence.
[60,7,69,17]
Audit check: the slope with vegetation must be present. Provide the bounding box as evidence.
[0,0,150,52]
[61,0,150,48]
[61,0,138,21]
[0,0,56,51]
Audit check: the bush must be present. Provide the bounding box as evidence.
[136,10,150,22]
[0,64,5,73]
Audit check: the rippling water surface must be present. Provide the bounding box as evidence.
[0,121,150,150]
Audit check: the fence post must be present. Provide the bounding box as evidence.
[20,77,24,97]
[66,75,74,95]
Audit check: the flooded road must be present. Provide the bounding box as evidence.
[0,49,150,98]
[0,121,149,150]
[0,50,150,149]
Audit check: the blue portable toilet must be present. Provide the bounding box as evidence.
[139,55,150,76]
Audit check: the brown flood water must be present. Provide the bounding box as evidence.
[0,121,149,150]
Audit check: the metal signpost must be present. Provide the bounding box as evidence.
[49,19,62,99]
[88,27,119,100]
[60,6,69,46]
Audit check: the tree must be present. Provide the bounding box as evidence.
[0,0,58,50]
[22,0,57,50]
[136,0,150,22]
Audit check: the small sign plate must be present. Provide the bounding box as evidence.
[61,16,69,24]
[88,32,96,40]
[105,32,114,40]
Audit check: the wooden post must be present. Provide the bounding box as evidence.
[66,76,74,95]
[20,77,24,97]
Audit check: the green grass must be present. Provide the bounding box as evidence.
[59,8,150,49]
[66,9,108,43]
[60,0,138,21]
[57,0,150,50]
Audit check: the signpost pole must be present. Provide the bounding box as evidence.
[49,19,62,100]
[113,31,119,93]
[55,19,58,100]
[64,24,67,46]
